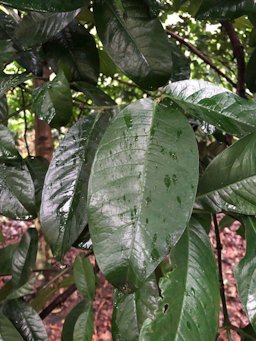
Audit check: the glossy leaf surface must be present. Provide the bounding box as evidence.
[73,255,95,300]
[73,303,94,341]
[0,244,18,275]
[44,21,99,83]
[94,0,173,90]
[73,81,116,106]
[196,132,256,214]
[0,313,23,341]
[165,80,256,137]
[0,73,30,97]
[12,228,38,288]
[2,299,47,340]
[235,217,256,331]
[0,124,20,161]
[112,275,159,341]
[62,300,86,341]
[32,71,72,128]
[0,0,89,12]
[88,98,198,290]
[0,160,36,219]
[139,218,219,340]
[40,113,113,259]
[0,96,8,125]
[15,11,80,49]
[197,0,256,20]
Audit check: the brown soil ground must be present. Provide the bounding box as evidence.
[0,216,250,341]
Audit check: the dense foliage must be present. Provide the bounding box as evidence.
[1,0,256,340]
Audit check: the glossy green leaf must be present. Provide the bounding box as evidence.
[7,278,36,300]
[112,275,159,341]
[139,217,219,341]
[0,39,16,65]
[25,156,49,211]
[88,98,198,291]
[73,255,95,300]
[239,324,256,340]
[73,81,116,106]
[165,80,256,137]
[61,300,86,341]
[0,124,20,161]
[197,0,256,20]
[73,303,94,341]
[246,47,256,93]
[196,132,256,214]
[72,225,92,250]
[94,0,173,90]
[169,40,190,81]
[15,11,80,49]
[0,0,89,12]
[0,160,36,220]
[44,21,99,83]
[0,73,30,97]
[12,228,38,288]
[235,216,256,332]
[99,49,118,77]
[32,70,72,128]
[192,213,211,234]
[2,299,47,341]
[0,313,23,341]
[40,112,113,259]
[0,96,8,125]
[0,244,18,275]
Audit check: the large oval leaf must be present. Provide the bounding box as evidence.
[12,228,38,288]
[2,299,47,341]
[0,313,23,341]
[44,21,99,84]
[112,275,159,341]
[0,160,36,220]
[0,73,30,97]
[165,80,256,137]
[32,70,72,128]
[235,216,256,332]
[94,0,173,90]
[0,124,20,161]
[15,11,80,49]
[88,98,198,291]
[197,0,256,20]
[139,217,220,341]
[40,112,113,259]
[196,132,256,214]
[0,0,89,12]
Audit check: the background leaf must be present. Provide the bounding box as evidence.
[246,47,256,93]
[0,124,20,161]
[15,11,80,49]
[139,217,219,341]
[11,228,38,288]
[88,98,198,291]
[165,80,256,137]
[32,70,72,128]
[2,299,47,341]
[61,300,86,341]
[73,303,94,341]
[0,0,89,12]
[73,255,95,300]
[235,216,256,332]
[94,0,173,90]
[0,244,18,275]
[40,112,113,259]
[0,73,30,97]
[196,132,256,214]
[0,160,36,220]
[112,275,159,341]
[44,21,99,83]
[0,313,23,341]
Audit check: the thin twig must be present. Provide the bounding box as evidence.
[166,28,237,89]
[213,214,232,340]
[20,88,30,156]
[221,21,246,98]
[39,284,77,319]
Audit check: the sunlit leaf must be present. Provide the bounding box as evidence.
[139,217,219,340]
[0,0,89,12]
[88,98,198,291]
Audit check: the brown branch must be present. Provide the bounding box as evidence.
[221,21,246,98]
[166,28,237,89]
[39,284,77,320]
